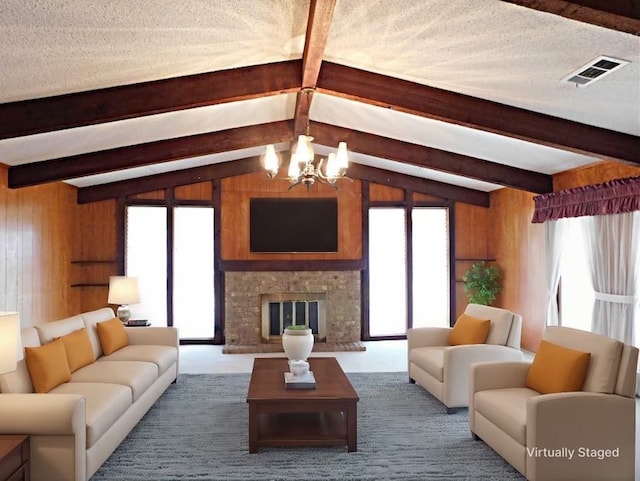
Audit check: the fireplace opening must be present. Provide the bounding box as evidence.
[261,293,326,342]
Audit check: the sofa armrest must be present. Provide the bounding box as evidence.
[470,360,531,394]
[442,345,523,408]
[407,327,451,351]
[0,393,86,435]
[527,392,635,481]
[126,326,179,347]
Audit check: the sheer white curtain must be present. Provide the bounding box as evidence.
[583,212,640,345]
[544,219,567,326]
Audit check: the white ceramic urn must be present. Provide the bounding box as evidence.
[282,327,314,361]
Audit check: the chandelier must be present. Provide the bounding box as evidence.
[262,132,349,190]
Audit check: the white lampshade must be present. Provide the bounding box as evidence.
[335,141,349,169]
[107,276,141,305]
[0,312,23,375]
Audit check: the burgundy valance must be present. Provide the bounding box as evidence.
[532,175,640,223]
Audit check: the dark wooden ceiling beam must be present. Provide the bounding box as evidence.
[294,0,337,137]
[77,157,263,204]
[502,0,640,35]
[310,121,553,193]
[348,163,490,207]
[0,60,301,140]
[317,62,640,166]
[8,121,293,188]
[302,0,337,88]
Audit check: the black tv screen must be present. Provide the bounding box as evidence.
[250,198,338,253]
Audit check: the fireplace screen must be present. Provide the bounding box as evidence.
[261,293,326,342]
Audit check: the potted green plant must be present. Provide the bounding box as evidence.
[462,261,502,306]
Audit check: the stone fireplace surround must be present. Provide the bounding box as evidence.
[223,271,364,353]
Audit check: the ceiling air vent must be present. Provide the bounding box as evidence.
[562,55,629,87]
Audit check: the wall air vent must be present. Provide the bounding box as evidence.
[562,55,630,87]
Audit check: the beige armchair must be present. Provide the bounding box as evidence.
[470,326,638,481]
[407,303,523,412]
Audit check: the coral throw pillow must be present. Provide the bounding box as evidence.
[59,328,95,372]
[96,318,129,355]
[526,340,591,394]
[24,338,72,393]
[448,313,491,345]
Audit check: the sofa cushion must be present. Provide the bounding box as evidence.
[36,315,85,344]
[51,382,131,448]
[81,308,118,359]
[465,304,514,346]
[59,328,95,372]
[96,318,129,355]
[410,347,444,382]
[71,360,158,401]
[98,345,178,375]
[448,313,490,345]
[544,326,622,393]
[526,340,591,394]
[474,387,539,445]
[24,338,72,393]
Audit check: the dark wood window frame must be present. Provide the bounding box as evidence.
[361,181,456,341]
[117,181,223,345]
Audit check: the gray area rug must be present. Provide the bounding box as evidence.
[91,372,524,481]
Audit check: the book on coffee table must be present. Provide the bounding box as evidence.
[284,371,316,389]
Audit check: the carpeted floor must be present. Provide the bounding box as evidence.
[90,372,524,481]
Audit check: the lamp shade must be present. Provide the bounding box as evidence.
[0,312,23,375]
[107,276,141,305]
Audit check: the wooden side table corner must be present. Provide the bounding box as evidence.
[0,435,30,481]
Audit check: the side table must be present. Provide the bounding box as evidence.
[0,435,29,481]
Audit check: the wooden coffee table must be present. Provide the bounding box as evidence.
[246,357,359,453]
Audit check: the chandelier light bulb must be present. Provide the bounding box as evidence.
[288,153,301,177]
[336,141,349,169]
[263,144,279,177]
[325,153,339,178]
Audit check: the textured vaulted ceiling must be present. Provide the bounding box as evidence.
[0,0,638,200]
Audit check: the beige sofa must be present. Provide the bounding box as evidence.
[407,303,523,412]
[0,307,179,481]
[470,326,638,481]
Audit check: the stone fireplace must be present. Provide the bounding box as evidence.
[224,270,362,353]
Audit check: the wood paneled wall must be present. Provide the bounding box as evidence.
[0,165,80,326]
[488,188,545,352]
[553,161,640,190]
[221,172,362,260]
[76,199,119,312]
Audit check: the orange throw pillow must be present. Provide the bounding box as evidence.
[24,338,72,393]
[526,340,591,394]
[59,328,95,372]
[96,318,129,355]
[448,313,491,345]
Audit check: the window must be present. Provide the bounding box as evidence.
[173,207,215,338]
[412,208,449,328]
[368,208,407,337]
[126,206,168,326]
[125,204,216,340]
[368,206,451,337]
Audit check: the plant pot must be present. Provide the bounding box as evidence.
[282,327,314,361]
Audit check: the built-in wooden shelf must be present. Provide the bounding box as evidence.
[455,258,496,261]
[71,260,117,264]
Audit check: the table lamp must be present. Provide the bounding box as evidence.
[0,312,23,375]
[107,276,141,323]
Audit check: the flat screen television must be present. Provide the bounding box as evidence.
[249,198,338,253]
